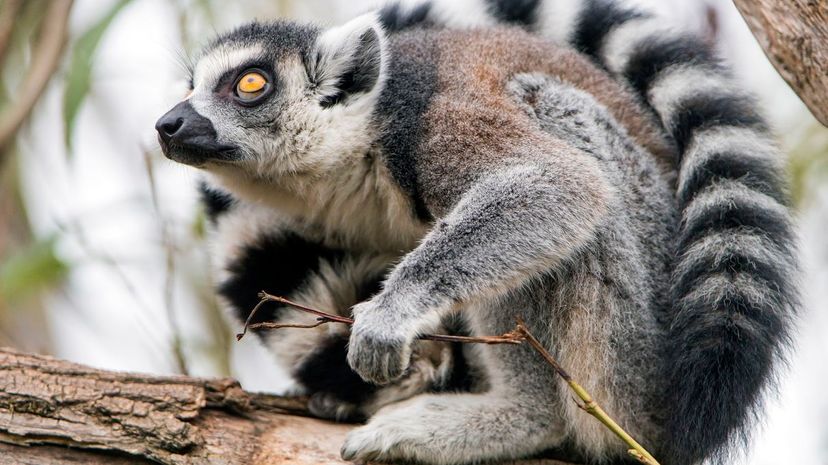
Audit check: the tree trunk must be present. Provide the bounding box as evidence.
[0,348,573,465]
[733,0,828,127]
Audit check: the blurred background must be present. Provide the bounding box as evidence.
[0,0,825,463]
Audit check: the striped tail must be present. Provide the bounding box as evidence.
[552,3,798,464]
[379,1,799,463]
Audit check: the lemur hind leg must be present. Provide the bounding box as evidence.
[342,273,651,464]
[342,297,569,464]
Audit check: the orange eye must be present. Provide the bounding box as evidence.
[234,71,270,104]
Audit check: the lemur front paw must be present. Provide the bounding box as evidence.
[347,299,416,385]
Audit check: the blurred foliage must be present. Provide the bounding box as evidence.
[63,0,131,151]
[0,20,55,350]
[175,0,223,57]
[787,123,828,208]
[0,1,48,108]
[0,235,69,304]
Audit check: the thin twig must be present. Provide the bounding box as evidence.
[248,321,326,331]
[237,292,524,346]
[0,0,73,153]
[56,219,172,364]
[514,318,660,465]
[143,147,188,375]
[237,292,661,465]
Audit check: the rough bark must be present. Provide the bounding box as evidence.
[0,348,574,465]
[733,0,828,127]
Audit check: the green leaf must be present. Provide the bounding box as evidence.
[0,235,70,302]
[63,0,131,153]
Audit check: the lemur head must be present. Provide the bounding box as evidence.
[155,14,386,183]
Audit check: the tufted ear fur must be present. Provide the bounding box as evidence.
[307,14,386,107]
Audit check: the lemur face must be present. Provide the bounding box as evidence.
[155,15,386,182]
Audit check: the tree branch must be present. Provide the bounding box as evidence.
[0,0,73,154]
[0,347,575,465]
[0,0,23,67]
[239,292,525,346]
[515,318,659,465]
[733,0,828,127]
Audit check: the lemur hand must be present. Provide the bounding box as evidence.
[347,297,417,385]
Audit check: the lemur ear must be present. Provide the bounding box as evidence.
[308,13,386,107]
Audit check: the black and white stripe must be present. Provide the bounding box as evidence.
[378,1,433,32]
[217,230,387,415]
[486,0,541,26]
[198,181,235,224]
[394,0,796,463]
[217,231,345,328]
[569,7,796,465]
[539,3,795,464]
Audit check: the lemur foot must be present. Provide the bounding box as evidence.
[341,396,444,463]
[340,393,562,464]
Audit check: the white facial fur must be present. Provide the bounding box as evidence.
[188,15,426,251]
[188,14,386,179]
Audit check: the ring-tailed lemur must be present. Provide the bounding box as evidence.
[155,0,797,463]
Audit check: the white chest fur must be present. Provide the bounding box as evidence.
[208,154,430,254]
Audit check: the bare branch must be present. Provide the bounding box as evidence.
[0,0,23,66]
[0,0,73,154]
[143,147,189,375]
[237,292,525,346]
[733,0,828,127]
[514,318,660,465]
[248,320,327,331]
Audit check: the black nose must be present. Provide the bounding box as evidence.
[155,100,238,165]
[155,101,206,145]
[156,115,184,143]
